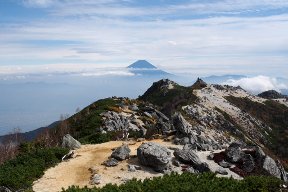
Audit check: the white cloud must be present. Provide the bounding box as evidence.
[223,75,288,94]
[0,1,287,77]
[23,0,56,8]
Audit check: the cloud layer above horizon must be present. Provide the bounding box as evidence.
[223,75,287,94]
[0,0,288,77]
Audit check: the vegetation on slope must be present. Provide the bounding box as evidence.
[225,96,288,160]
[0,143,68,191]
[63,172,282,192]
[66,98,120,144]
[139,80,197,116]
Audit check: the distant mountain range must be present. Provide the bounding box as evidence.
[202,74,246,84]
[0,121,59,143]
[127,60,172,76]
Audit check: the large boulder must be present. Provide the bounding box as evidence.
[62,134,81,150]
[262,156,281,179]
[172,113,193,135]
[111,144,131,161]
[225,142,244,163]
[137,142,172,172]
[174,145,210,172]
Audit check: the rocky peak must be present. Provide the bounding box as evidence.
[258,90,287,99]
[191,78,207,89]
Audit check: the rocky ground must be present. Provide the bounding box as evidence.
[32,139,241,192]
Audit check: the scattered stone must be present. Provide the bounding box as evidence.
[216,168,228,175]
[111,144,131,161]
[62,134,81,150]
[241,154,255,173]
[128,164,136,172]
[103,158,119,167]
[137,142,172,172]
[262,156,281,179]
[62,150,75,161]
[89,166,99,174]
[90,174,101,185]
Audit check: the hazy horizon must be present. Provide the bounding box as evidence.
[1,0,288,135]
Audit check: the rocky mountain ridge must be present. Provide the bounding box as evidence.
[61,78,287,183]
[2,78,287,192]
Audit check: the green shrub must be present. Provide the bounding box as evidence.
[63,172,282,192]
[0,146,68,191]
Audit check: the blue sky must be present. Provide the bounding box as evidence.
[0,0,288,77]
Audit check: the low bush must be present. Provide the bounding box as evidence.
[0,145,68,191]
[63,172,282,192]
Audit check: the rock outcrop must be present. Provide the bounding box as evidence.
[62,134,81,150]
[262,156,282,179]
[174,145,210,172]
[137,142,172,172]
[173,113,193,136]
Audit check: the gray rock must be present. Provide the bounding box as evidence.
[207,153,214,160]
[111,144,131,161]
[172,113,193,135]
[218,160,231,168]
[0,187,11,192]
[276,160,288,182]
[103,158,119,167]
[62,134,81,150]
[186,167,197,173]
[91,174,101,185]
[197,135,209,144]
[155,109,170,121]
[129,104,139,111]
[172,159,182,167]
[62,151,75,161]
[216,168,228,175]
[189,134,197,144]
[242,154,255,173]
[263,156,281,179]
[174,147,210,172]
[128,164,136,172]
[225,142,244,163]
[255,146,266,160]
[137,142,172,172]
[180,137,190,145]
[144,112,153,118]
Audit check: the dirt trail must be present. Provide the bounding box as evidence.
[33,140,167,192]
[33,139,240,192]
